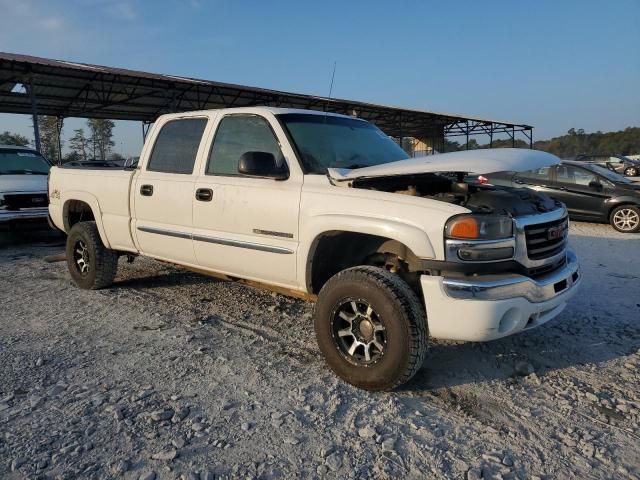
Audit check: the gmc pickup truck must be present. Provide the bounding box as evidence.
[48,107,580,391]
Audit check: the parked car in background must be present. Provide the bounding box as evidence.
[0,145,51,226]
[488,160,640,233]
[574,154,640,177]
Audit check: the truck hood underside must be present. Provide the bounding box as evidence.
[328,148,560,182]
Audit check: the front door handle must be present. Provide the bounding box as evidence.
[140,184,154,196]
[195,188,213,202]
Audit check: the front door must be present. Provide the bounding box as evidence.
[552,164,609,219]
[133,117,208,264]
[192,113,301,288]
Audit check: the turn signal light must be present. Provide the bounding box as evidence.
[447,217,480,239]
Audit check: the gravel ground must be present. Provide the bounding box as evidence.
[0,222,639,480]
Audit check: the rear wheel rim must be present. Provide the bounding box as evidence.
[73,239,90,275]
[613,209,639,231]
[331,298,387,366]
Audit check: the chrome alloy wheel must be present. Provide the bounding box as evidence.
[331,299,386,365]
[613,208,640,232]
[73,239,90,275]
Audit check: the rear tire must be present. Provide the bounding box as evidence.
[610,205,640,233]
[624,167,638,177]
[314,266,428,391]
[66,221,119,289]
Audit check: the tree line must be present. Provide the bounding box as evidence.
[0,116,119,163]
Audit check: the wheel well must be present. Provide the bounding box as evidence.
[307,231,423,295]
[63,200,95,231]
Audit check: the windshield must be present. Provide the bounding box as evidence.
[588,163,633,183]
[277,113,409,174]
[0,149,51,175]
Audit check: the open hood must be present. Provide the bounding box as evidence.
[328,148,560,183]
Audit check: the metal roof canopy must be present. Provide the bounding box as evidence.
[0,52,533,152]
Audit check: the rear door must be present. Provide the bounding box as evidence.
[551,164,609,219]
[133,116,208,264]
[192,113,302,288]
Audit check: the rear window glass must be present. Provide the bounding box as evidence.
[147,118,207,174]
[0,149,51,175]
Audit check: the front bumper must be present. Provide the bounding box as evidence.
[0,208,49,223]
[421,250,581,341]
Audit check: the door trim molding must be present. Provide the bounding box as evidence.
[137,225,293,254]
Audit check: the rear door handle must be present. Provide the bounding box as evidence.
[195,188,213,202]
[140,184,154,196]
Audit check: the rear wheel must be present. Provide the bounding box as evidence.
[65,221,119,289]
[314,266,428,391]
[624,167,638,177]
[610,205,640,233]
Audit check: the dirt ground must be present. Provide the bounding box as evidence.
[0,221,639,480]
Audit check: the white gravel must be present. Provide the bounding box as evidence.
[0,222,639,479]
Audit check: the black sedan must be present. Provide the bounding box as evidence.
[487,160,640,233]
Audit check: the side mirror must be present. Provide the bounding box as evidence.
[588,180,602,190]
[238,151,288,180]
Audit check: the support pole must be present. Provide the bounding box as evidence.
[529,129,533,149]
[512,126,515,147]
[56,117,64,165]
[489,124,493,148]
[29,78,41,152]
[465,121,470,150]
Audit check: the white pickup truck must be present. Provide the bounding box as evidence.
[48,107,580,390]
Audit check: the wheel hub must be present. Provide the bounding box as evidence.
[331,299,386,365]
[73,239,90,275]
[613,209,639,231]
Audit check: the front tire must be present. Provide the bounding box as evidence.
[314,266,428,391]
[65,221,119,289]
[610,205,640,233]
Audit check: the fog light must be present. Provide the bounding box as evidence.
[457,247,514,261]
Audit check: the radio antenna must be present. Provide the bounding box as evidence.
[325,61,337,113]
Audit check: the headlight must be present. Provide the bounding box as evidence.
[444,214,515,263]
[445,214,513,240]
[0,194,5,210]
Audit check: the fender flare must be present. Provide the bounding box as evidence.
[301,213,436,289]
[61,191,112,249]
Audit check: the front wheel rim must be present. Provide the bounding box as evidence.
[331,298,387,365]
[73,239,91,275]
[613,209,640,231]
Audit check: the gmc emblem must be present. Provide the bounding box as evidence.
[547,224,566,240]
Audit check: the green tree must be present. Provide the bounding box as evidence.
[0,131,30,146]
[69,128,89,161]
[87,119,115,160]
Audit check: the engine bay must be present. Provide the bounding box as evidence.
[351,172,560,217]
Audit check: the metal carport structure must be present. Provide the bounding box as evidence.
[0,52,533,155]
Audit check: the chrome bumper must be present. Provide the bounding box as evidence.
[442,250,580,303]
[0,208,49,222]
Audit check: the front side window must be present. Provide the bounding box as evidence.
[277,113,409,174]
[147,118,207,174]
[0,149,51,175]
[556,165,597,186]
[207,115,285,176]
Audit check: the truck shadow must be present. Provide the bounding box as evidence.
[111,269,219,290]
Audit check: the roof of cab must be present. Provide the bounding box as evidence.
[157,107,361,120]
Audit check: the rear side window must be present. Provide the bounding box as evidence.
[206,115,284,176]
[517,167,552,182]
[147,118,207,174]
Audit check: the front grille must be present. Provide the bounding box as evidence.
[527,255,566,277]
[3,193,48,210]
[524,216,568,260]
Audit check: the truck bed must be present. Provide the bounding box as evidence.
[48,166,138,252]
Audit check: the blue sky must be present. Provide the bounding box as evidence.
[0,0,638,156]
